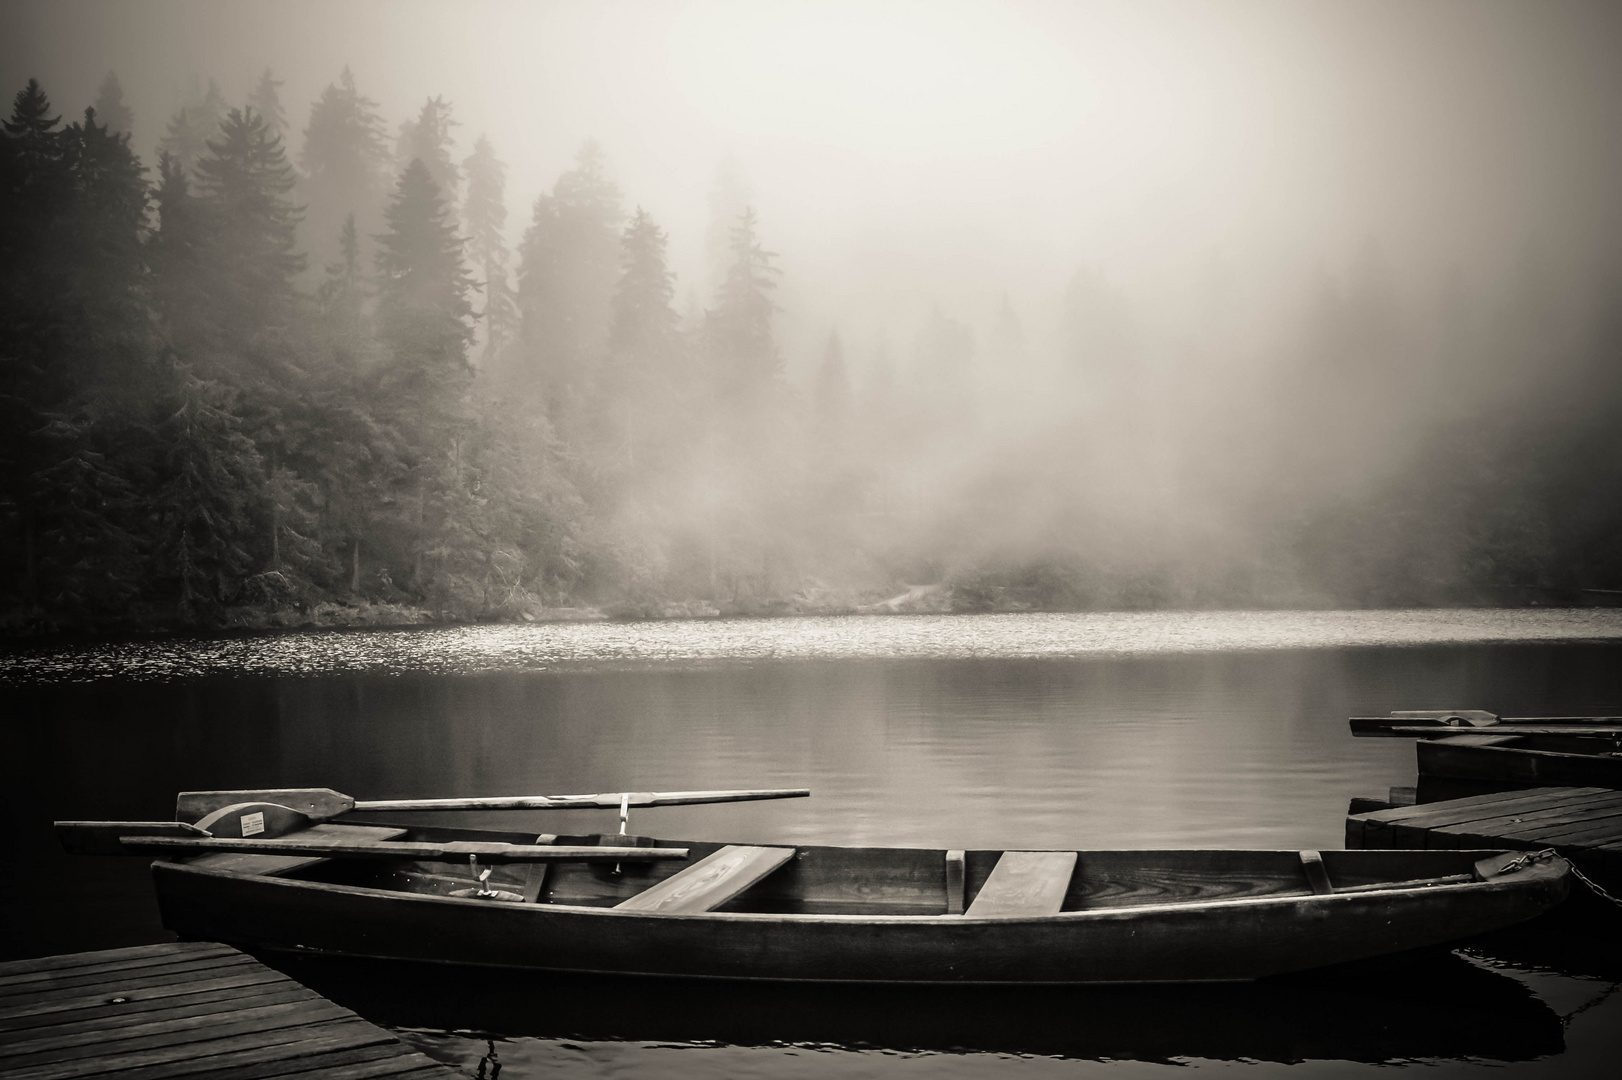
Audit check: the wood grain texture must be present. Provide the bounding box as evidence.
[0,944,458,1079]
[965,851,1078,918]
[615,845,795,913]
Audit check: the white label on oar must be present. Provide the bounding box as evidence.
[240,812,265,837]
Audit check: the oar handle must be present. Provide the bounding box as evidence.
[353,788,811,812]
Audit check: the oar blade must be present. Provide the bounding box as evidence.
[177,788,355,824]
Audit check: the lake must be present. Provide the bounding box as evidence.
[5,609,1622,1076]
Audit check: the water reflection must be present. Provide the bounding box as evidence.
[270,946,1562,1067]
[6,609,1622,683]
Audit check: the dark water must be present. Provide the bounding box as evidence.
[5,612,1622,1075]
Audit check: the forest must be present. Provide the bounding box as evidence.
[3,66,1622,635]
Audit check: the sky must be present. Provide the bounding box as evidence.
[5,0,1622,377]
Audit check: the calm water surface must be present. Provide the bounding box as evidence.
[5,610,1622,1076]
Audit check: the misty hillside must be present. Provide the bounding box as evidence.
[3,1,1622,633]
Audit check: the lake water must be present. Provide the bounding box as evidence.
[5,609,1622,1076]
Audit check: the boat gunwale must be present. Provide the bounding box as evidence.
[151,848,1569,925]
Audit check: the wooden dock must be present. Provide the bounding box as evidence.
[0,941,462,1079]
[1346,785,1622,895]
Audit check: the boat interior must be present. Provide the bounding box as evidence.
[176,822,1501,917]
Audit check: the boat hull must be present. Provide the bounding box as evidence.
[1419,737,1622,793]
[152,849,1568,984]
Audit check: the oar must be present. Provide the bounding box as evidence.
[176,786,811,824]
[56,821,690,862]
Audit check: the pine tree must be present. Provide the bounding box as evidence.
[461,134,516,363]
[158,77,226,172]
[152,363,264,622]
[602,206,681,468]
[375,158,475,585]
[92,72,134,136]
[705,155,751,299]
[190,106,305,353]
[512,140,621,416]
[299,67,391,277]
[248,68,288,137]
[707,206,781,401]
[395,96,459,207]
[4,77,60,138]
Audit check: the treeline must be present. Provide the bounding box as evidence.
[5,67,1622,635]
[0,72,828,633]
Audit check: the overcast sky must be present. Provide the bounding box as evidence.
[6,0,1621,373]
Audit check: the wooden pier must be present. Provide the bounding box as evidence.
[1346,785,1622,895]
[0,941,462,1079]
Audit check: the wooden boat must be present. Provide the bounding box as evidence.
[59,787,1572,985]
[1350,710,1622,795]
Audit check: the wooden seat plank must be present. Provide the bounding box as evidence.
[184,823,409,877]
[965,851,1078,918]
[615,845,794,913]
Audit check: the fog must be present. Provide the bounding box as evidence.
[5,0,1622,626]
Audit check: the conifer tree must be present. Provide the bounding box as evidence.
[395,96,460,207]
[299,67,391,277]
[248,68,288,137]
[375,158,474,585]
[159,77,226,172]
[92,72,134,136]
[705,155,751,299]
[512,140,621,416]
[707,206,781,401]
[461,134,516,363]
[189,106,305,353]
[602,206,681,468]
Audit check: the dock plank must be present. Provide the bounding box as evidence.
[0,942,231,980]
[1346,785,1622,898]
[0,944,459,1080]
[0,985,312,1038]
[0,947,249,991]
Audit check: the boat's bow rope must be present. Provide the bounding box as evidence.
[1505,847,1622,910]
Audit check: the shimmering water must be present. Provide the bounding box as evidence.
[5,610,1622,1075]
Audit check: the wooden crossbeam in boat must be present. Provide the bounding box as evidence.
[1299,850,1334,895]
[964,851,1077,918]
[945,849,967,914]
[614,845,795,913]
